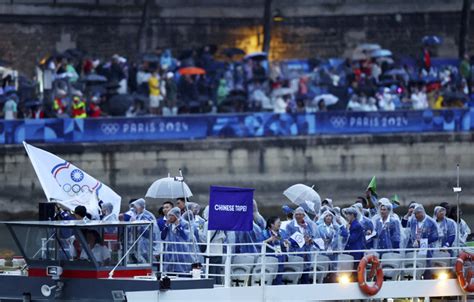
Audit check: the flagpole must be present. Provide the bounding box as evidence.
[454,164,461,248]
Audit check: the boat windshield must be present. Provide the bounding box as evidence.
[6,223,153,268]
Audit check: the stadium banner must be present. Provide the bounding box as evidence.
[0,109,471,144]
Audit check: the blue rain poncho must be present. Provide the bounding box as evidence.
[253,200,266,230]
[260,227,289,285]
[182,210,201,242]
[285,207,321,273]
[181,210,204,264]
[406,205,439,254]
[433,206,456,249]
[317,211,347,252]
[352,203,375,248]
[373,200,401,251]
[342,207,366,261]
[234,222,263,254]
[458,219,471,246]
[101,202,117,222]
[132,199,160,257]
[161,207,195,273]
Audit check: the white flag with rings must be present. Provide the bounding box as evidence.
[23,141,122,217]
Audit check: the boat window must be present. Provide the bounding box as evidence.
[123,224,152,266]
[8,224,152,268]
[8,226,73,261]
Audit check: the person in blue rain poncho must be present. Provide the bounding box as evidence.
[406,205,439,256]
[233,200,266,254]
[101,202,118,222]
[449,206,471,247]
[342,207,366,263]
[234,221,263,254]
[317,210,348,263]
[188,202,206,232]
[161,207,195,274]
[181,209,205,264]
[373,198,401,253]
[253,199,267,230]
[131,199,160,260]
[285,207,320,284]
[182,210,201,242]
[352,203,375,248]
[433,206,456,254]
[260,216,289,285]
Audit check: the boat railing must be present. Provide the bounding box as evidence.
[153,241,472,287]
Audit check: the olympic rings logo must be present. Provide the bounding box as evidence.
[330,116,347,128]
[62,184,91,196]
[100,123,120,135]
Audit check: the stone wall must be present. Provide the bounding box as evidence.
[1,132,474,217]
[0,1,473,75]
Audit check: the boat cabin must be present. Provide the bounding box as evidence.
[4,220,154,279]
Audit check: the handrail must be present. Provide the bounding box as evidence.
[152,240,468,287]
[108,222,152,279]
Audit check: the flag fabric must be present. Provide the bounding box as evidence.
[208,186,254,231]
[23,142,121,217]
[391,194,400,207]
[367,176,377,193]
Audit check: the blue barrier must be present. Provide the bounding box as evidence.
[1,109,472,144]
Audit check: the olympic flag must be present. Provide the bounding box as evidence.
[23,142,121,217]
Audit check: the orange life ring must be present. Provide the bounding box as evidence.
[357,254,384,296]
[455,251,474,292]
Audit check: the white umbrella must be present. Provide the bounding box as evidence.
[146,176,193,199]
[283,184,321,215]
[355,43,382,52]
[313,94,339,106]
[352,43,382,61]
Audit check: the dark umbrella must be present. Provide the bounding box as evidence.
[108,94,133,116]
[422,35,443,46]
[63,48,84,59]
[222,47,246,57]
[244,52,268,61]
[80,74,108,84]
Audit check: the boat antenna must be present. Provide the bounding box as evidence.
[454,164,461,248]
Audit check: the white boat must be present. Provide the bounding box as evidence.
[0,220,472,301]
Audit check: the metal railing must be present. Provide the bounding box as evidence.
[153,241,472,288]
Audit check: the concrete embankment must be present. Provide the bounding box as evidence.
[0,132,473,218]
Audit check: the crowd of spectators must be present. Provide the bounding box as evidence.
[0,43,473,120]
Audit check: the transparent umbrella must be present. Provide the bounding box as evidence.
[283,184,321,215]
[145,175,193,199]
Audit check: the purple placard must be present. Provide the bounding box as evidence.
[208,186,254,231]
